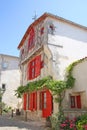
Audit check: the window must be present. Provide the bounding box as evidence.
[28,28,35,51]
[26,92,37,111]
[27,55,42,80]
[70,95,81,109]
[2,84,6,91]
[48,24,55,35]
[2,62,8,69]
[40,27,44,35]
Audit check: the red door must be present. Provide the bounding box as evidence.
[41,90,53,118]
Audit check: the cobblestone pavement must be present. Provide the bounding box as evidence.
[0,115,46,130]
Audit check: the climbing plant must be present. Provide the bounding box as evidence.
[15,58,85,100]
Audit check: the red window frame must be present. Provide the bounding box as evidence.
[70,95,81,109]
[40,27,44,35]
[28,27,35,51]
[27,55,42,80]
[28,92,37,111]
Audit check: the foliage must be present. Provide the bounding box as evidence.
[59,116,77,130]
[76,114,87,130]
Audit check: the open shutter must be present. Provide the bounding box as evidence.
[35,55,41,77]
[23,93,27,110]
[76,95,81,108]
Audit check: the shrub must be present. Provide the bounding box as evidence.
[60,117,77,130]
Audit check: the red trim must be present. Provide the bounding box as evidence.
[28,27,35,51]
[76,95,81,108]
[35,55,41,77]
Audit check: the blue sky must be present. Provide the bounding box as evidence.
[0,0,87,57]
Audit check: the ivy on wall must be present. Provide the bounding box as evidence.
[15,57,86,99]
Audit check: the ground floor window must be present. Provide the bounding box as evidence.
[23,90,53,118]
[70,95,81,109]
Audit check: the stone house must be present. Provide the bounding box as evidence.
[63,57,87,118]
[0,54,21,109]
[17,13,87,120]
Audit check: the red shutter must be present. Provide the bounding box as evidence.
[35,55,41,77]
[34,92,37,110]
[76,95,81,108]
[70,96,75,108]
[23,93,27,110]
[29,93,33,111]
[28,28,35,51]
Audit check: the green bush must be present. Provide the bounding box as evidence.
[76,114,87,130]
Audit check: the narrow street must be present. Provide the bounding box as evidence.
[0,115,46,130]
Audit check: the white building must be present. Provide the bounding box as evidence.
[0,54,21,109]
[18,13,87,119]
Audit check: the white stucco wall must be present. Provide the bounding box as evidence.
[47,18,87,80]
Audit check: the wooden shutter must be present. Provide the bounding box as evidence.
[28,28,35,51]
[23,93,27,110]
[76,95,81,108]
[35,55,41,77]
[70,96,75,108]
[29,93,33,111]
[33,92,37,110]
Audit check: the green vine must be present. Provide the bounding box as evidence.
[15,58,85,99]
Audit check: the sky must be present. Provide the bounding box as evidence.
[0,0,87,57]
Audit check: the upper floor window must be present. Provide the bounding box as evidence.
[40,27,44,35]
[48,24,55,35]
[20,49,24,59]
[2,62,8,69]
[27,55,43,80]
[28,27,35,51]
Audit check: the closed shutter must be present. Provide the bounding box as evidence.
[35,55,41,77]
[29,93,33,111]
[76,95,81,108]
[23,93,27,110]
[34,92,37,110]
[28,28,35,51]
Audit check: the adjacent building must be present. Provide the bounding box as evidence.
[0,54,21,109]
[63,57,87,117]
[17,13,87,120]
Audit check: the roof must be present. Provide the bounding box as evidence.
[0,53,19,59]
[18,12,87,49]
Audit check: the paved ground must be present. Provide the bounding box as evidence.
[0,115,48,130]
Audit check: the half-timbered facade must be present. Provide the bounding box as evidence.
[18,13,87,120]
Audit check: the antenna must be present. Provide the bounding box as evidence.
[32,11,37,21]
